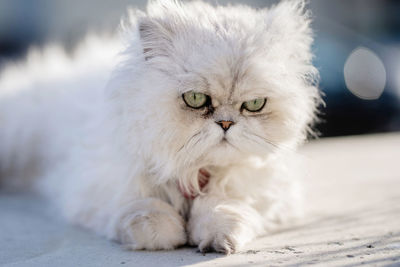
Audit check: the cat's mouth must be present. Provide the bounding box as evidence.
[219,137,235,147]
[220,135,232,144]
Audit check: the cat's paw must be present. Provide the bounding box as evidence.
[188,218,244,254]
[116,199,187,250]
[187,197,261,254]
[187,210,248,254]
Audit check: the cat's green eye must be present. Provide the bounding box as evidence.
[242,98,267,112]
[182,91,208,109]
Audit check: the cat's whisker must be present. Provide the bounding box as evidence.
[179,130,213,167]
[177,131,201,153]
[245,132,311,161]
[242,131,285,153]
[249,132,299,154]
[252,133,283,150]
[241,131,273,150]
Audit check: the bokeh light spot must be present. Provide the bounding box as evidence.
[344,47,386,100]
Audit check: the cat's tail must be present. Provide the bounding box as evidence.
[0,35,121,190]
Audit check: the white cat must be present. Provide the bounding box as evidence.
[0,0,320,254]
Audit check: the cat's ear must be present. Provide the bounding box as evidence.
[137,16,175,60]
[121,8,175,61]
[262,0,314,64]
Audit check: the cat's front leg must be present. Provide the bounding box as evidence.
[111,198,187,250]
[187,195,264,254]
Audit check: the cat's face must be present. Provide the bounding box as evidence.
[172,58,295,166]
[112,0,320,180]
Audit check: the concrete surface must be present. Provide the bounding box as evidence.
[1,133,400,267]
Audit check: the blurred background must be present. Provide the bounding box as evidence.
[0,0,399,137]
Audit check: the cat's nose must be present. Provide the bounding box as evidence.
[215,120,235,131]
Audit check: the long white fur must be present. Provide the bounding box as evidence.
[0,0,320,253]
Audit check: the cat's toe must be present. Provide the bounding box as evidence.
[195,234,236,255]
[197,242,213,255]
[212,234,236,254]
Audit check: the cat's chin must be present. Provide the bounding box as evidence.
[199,135,274,167]
[200,139,243,166]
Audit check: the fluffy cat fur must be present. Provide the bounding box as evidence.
[0,0,320,254]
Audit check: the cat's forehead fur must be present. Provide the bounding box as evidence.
[131,0,316,102]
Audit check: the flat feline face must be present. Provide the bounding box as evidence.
[171,54,303,166]
[114,0,320,175]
